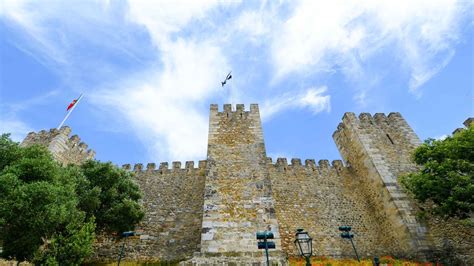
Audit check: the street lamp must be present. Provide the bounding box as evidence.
[117,231,135,266]
[256,231,276,266]
[338,226,360,262]
[294,228,312,266]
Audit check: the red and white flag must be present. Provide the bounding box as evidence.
[57,93,84,129]
[67,98,78,111]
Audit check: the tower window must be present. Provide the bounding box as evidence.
[386,134,394,144]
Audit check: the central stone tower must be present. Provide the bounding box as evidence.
[188,104,285,264]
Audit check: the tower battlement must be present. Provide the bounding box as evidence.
[21,126,95,165]
[210,103,259,114]
[122,160,207,173]
[266,157,346,173]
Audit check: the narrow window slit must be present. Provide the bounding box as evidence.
[386,134,394,144]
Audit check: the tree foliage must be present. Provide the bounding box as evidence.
[400,125,474,218]
[0,134,144,264]
[77,160,144,233]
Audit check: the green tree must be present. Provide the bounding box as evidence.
[33,216,96,265]
[0,135,95,263]
[75,160,144,234]
[0,134,144,263]
[400,125,474,218]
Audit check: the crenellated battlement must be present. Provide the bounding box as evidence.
[122,160,207,173]
[209,104,261,124]
[334,112,415,139]
[210,103,259,115]
[266,157,346,173]
[21,126,95,165]
[452,117,473,134]
[22,127,70,146]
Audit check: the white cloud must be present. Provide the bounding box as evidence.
[270,0,471,95]
[2,0,471,163]
[1,0,230,162]
[126,0,222,46]
[235,10,269,40]
[91,1,232,161]
[0,0,69,65]
[93,39,228,161]
[435,134,448,140]
[0,90,58,142]
[0,116,32,142]
[5,90,60,113]
[260,86,331,121]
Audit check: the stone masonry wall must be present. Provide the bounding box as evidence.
[187,104,285,264]
[90,161,207,262]
[269,158,405,258]
[333,112,430,259]
[21,127,207,263]
[19,106,471,264]
[21,126,95,165]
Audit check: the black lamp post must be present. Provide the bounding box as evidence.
[294,228,312,266]
[256,231,276,266]
[117,231,135,266]
[339,226,360,262]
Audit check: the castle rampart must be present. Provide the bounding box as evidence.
[20,105,474,265]
[333,111,430,258]
[91,160,208,262]
[21,126,95,165]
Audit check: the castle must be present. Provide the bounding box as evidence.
[21,104,473,265]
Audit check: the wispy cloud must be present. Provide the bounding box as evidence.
[270,0,472,99]
[5,90,60,112]
[92,38,228,161]
[0,90,61,141]
[261,86,331,121]
[1,0,155,85]
[126,0,223,46]
[1,0,471,162]
[0,115,32,142]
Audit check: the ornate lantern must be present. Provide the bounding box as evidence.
[294,228,312,266]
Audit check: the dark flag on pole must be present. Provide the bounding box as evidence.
[221,71,232,87]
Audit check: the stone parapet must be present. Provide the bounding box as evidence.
[89,163,206,262]
[21,126,95,165]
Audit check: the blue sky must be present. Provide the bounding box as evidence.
[1,0,473,166]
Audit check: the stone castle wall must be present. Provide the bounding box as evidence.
[21,126,95,165]
[333,112,430,258]
[89,161,207,262]
[268,158,404,258]
[20,105,474,265]
[186,104,286,265]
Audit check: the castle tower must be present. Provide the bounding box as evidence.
[191,104,285,263]
[21,126,95,165]
[333,112,431,258]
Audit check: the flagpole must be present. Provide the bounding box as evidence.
[57,93,84,130]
